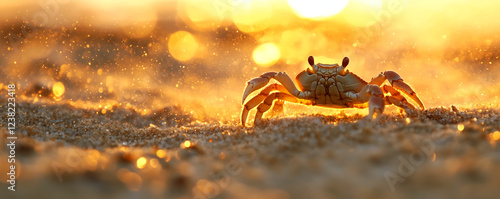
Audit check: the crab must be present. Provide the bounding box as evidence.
[241,56,425,126]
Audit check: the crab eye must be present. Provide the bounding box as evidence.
[308,56,314,66]
[342,57,349,67]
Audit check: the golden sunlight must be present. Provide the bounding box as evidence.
[179,0,227,31]
[233,0,272,33]
[167,31,199,61]
[287,0,350,19]
[340,0,383,27]
[252,43,281,67]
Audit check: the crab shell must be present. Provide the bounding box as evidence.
[295,57,367,108]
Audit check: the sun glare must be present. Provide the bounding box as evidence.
[287,0,350,19]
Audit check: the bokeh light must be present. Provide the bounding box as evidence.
[120,171,143,191]
[252,43,281,67]
[136,157,147,169]
[167,31,199,61]
[53,82,65,98]
[287,0,349,19]
[59,64,70,78]
[183,140,191,148]
[149,158,160,168]
[493,131,500,141]
[156,150,166,158]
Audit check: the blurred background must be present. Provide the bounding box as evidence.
[0,0,499,121]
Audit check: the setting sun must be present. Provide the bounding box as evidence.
[287,0,349,19]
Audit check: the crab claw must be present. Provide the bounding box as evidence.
[384,71,425,110]
[242,72,277,104]
[392,80,425,110]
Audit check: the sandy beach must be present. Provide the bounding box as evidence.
[1,95,499,199]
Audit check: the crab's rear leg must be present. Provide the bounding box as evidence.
[370,71,425,110]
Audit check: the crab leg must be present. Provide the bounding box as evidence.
[369,71,425,110]
[270,100,285,116]
[242,72,306,105]
[253,92,312,125]
[241,84,289,126]
[242,72,276,104]
[345,84,385,119]
[367,85,386,119]
[351,86,414,112]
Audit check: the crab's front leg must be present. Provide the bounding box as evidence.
[242,71,307,104]
[241,72,308,126]
[370,71,425,110]
[241,83,288,126]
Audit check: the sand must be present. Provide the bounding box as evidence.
[1,96,500,199]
